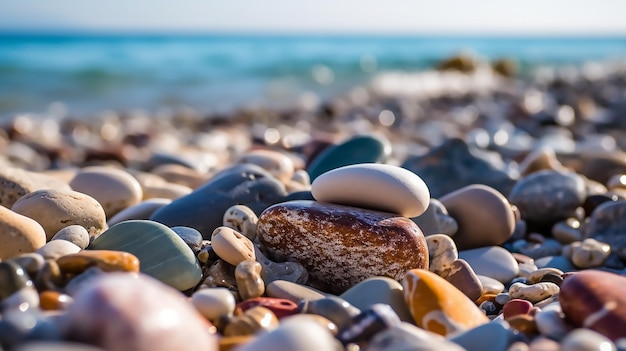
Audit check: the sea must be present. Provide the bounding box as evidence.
[1,33,625,119]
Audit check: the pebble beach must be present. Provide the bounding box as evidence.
[1,53,626,351]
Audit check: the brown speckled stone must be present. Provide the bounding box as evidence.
[257,200,428,294]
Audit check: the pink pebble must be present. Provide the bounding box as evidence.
[60,273,217,351]
[503,299,533,320]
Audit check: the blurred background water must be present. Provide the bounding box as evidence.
[1,0,626,120]
[1,33,625,118]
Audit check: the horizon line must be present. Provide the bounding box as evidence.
[2,27,626,38]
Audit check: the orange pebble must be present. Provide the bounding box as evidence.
[403,269,489,336]
[39,290,72,310]
[475,293,498,305]
[57,250,140,274]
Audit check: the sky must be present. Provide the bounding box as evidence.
[1,0,626,35]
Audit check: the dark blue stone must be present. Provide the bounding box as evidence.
[401,138,516,198]
[150,164,287,239]
[282,191,315,202]
[171,226,204,253]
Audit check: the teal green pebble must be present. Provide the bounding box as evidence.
[306,134,391,181]
[88,220,202,291]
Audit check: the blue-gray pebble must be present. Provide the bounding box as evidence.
[401,138,516,198]
[171,226,204,253]
[150,164,287,239]
[509,170,586,228]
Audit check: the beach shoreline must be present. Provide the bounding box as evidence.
[1,53,626,349]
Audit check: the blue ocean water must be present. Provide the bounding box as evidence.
[1,33,625,118]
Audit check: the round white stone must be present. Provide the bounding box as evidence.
[311,163,430,217]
